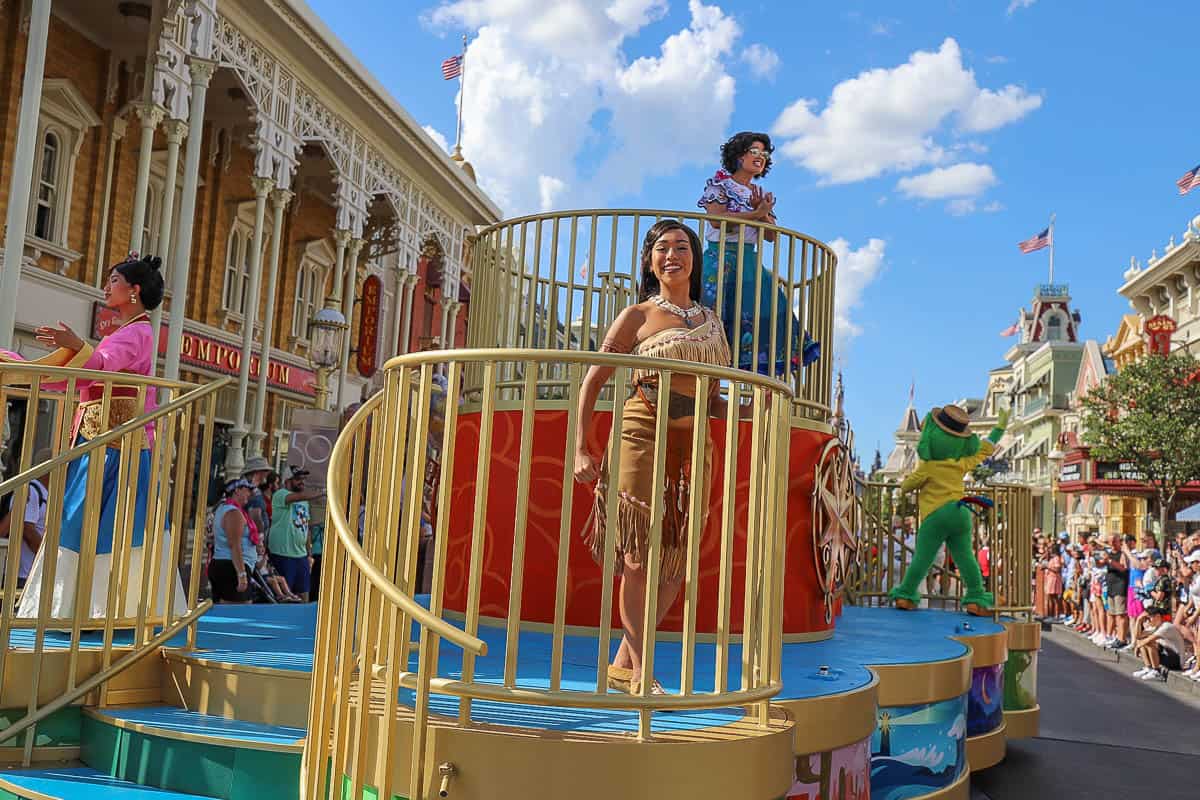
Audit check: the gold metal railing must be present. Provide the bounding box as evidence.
[304,348,792,800]
[847,481,1035,619]
[466,210,837,424]
[0,361,225,764]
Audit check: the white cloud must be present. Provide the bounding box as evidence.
[742,43,780,80]
[1007,0,1036,14]
[771,38,1041,185]
[897,163,997,200]
[985,55,1009,64]
[430,0,742,214]
[960,86,1043,132]
[829,237,886,347]
[605,0,668,30]
[538,175,567,212]
[422,124,450,154]
[896,746,946,770]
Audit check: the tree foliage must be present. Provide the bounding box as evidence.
[1080,350,1200,544]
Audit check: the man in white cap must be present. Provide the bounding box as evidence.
[241,456,272,537]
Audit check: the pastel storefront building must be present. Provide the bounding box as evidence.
[0,0,498,482]
[993,284,1084,534]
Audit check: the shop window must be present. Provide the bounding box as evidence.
[33,131,60,240]
[222,226,250,314]
[26,79,101,260]
[291,240,336,344]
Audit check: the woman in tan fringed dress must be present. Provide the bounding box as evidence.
[574,219,740,696]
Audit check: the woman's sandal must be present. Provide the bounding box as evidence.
[606,665,634,693]
[607,667,668,697]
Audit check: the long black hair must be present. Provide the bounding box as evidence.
[638,219,703,302]
[114,254,165,310]
[720,131,774,178]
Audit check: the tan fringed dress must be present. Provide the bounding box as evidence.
[584,308,731,582]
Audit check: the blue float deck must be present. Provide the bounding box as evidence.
[0,768,219,800]
[6,603,1003,736]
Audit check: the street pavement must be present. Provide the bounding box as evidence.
[970,626,1198,799]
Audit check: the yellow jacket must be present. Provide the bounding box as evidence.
[900,439,995,519]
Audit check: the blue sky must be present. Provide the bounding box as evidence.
[306,0,1200,461]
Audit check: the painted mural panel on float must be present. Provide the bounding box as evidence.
[871,694,967,800]
[787,736,870,800]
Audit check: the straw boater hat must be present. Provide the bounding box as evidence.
[929,405,972,438]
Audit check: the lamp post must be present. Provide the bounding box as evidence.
[308,302,348,411]
[1047,448,1065,541]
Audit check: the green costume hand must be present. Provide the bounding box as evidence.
[996,408,1010,430]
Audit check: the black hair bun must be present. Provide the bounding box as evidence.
[114,253,166,310]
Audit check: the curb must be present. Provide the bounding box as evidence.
[1043,624,1200,699]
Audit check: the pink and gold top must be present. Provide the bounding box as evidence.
[0,314,158,448]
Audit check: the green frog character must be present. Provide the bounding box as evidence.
[889,404,1009,616]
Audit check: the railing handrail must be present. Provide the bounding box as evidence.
[0,601,211,744]
[327,395,487,657]
[381,347,795,399]
[0,372,230,497]
[0,359,202,391]
[472,207,830,252]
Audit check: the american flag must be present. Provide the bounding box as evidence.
[1017,227,1051,254]
[1177,164,1200,196]
[1000,320,1020,337]
[441,55,463,81]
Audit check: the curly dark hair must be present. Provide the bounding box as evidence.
[720,131,774,178]
[114,254,165,310]
[638,220,703,302]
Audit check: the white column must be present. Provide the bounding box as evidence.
[448,301,463,348]
[388,270,409,356]
[163,58,216,383]
[128,103,165,254]
[149,118,187,367]
[0,0,53,350]
[225,175,273,475]
[93,116,129,288]
[336,238,363,408]
[438,296,452,348]
[399,273,418,355]
[249,188,293,459]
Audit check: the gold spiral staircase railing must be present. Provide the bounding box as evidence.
[846,480,1035,619]
[0,361,227,765]
[465,209,837,424]
[304,348,793,800]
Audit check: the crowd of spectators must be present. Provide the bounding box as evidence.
[1035,528,1200,682]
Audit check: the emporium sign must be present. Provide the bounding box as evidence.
[357,274,382,378]
[90,304,316,399]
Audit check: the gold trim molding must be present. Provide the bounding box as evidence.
[966,721,1007,772]
[873,655,972,707]
[1003,620,1042,651]
[779,674,879,756]
[954,632,1008,668]
[1003,705,1039,739]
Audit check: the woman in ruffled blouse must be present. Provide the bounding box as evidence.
[697,131,819,377]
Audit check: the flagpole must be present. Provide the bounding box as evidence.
[453,34,466,160]
[1048,212,1056,285]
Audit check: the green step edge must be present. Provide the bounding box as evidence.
[79,715,301,800]
[0,706,83,749]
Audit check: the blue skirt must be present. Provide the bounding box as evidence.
[701,242,820,376]
[17,437,185,620]
[58,438,153,555]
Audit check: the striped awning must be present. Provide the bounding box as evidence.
[1013,435,1049,460]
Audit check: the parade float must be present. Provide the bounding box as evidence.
[0,211,1038,800]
